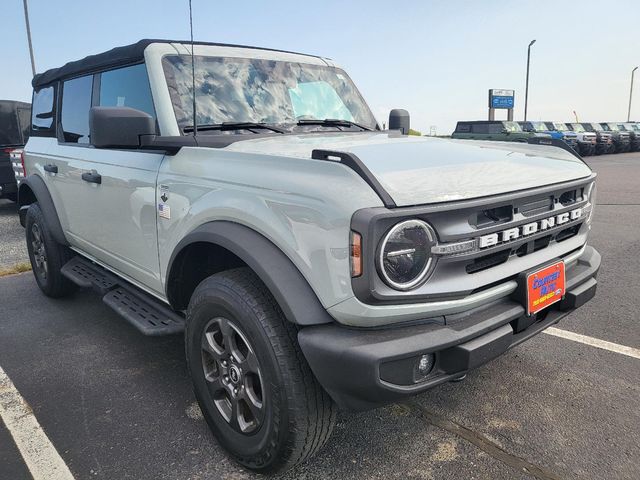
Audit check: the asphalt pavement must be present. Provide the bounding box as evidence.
[0,152,638,480]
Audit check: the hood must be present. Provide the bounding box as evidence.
[224,132,593,207]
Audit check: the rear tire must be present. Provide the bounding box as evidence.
[25,203,77,298]
[185,268,336,473]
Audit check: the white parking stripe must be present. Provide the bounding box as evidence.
[543,327,640,360]
[0,366,75,480]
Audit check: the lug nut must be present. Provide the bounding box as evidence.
[233,388,238,395]
[224,375,229,383]
[221,360,227,367]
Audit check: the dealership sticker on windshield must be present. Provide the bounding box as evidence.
[527,261,565,315]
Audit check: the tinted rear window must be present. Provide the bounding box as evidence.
[61,75,93,144]
[32,87,55,134]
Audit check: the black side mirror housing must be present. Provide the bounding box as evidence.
[388,109,410,135]
[90,106,155,149]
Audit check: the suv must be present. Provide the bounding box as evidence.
[518,121,579,152]
[19,40,601,473]
[546,122,596,156]
[452,120,550,142]
[599,122,632,153]
[569,123,614,154]
[0,100,30,201]
[617,123,640,151]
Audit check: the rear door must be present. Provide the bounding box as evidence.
[48,64,165,293]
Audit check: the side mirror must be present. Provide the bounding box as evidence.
[90,106,155,149]
[388,109,410,135]
[502,129,510,134]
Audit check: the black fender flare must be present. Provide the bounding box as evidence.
[18,175,68,245]
[166,221,333,326]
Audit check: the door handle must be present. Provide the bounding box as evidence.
[81,171,102,185]
[44,164,58,174]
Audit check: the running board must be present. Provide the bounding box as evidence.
[61,256,185,336]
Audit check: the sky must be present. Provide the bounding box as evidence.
[1,0,638,134]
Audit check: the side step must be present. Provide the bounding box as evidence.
[61,256,185,336]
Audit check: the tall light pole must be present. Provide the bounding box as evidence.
[22,0,36,77]
[628,67,638,122]
[524,39,536,121]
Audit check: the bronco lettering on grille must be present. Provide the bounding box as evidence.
[478,207,583,249]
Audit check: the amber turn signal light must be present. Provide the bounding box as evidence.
[350,231,362,277]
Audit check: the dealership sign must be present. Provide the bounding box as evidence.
[489,89,515,109]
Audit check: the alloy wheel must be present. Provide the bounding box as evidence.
[201,317,265,434]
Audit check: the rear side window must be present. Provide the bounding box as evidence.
[61,75,93,144]
[31,86,55,134]
[471,124,489,134]
[99,64,156,121]
[487,123,503,134]
[455,123,471,133]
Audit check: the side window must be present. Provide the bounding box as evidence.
[61,75,93,144]
[487,123,503,134]
[99,64,156,122]
[456,123,471,133]
[31,86,55,134]
[472,124,489,134]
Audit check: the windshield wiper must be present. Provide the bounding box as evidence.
[296,118,373,131]
[183,122,287,134]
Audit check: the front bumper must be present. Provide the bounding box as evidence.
[299,246,600,411]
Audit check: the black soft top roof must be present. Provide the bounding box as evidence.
[32,39,321,88]
[0,100,31,146]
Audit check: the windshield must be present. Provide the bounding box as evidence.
[590,123,605,131]
[605,123,619,131]
[531,121,548,131]
[553,122,567,131]
[571,123,585,132]
[503,121,522,132]
[162,55,378,133]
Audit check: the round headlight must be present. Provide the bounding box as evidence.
[378,220,437,290]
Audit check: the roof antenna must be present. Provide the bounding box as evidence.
[189,0,197,137]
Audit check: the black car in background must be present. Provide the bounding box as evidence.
[617,123,640,151]
[0,100,30,201]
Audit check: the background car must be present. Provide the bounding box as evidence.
[0,100,30,201]
[569,123,613,154]
[617,123,640,151]
[519,121,579,152]
[547,122,596,156]
[452,120,550,142]
[599,123,631,153]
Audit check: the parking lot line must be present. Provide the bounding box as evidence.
[0,365,75,480]
[543,327,640,360]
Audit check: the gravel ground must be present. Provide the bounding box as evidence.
[0,199,27,268]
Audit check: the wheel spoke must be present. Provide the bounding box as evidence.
[218,318,240,358]
[202,332,223,360]
[229,396,241,431]
[241,387,263,420]
[241,350,260,375]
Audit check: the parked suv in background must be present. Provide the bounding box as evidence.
[617,123,640,151]
[19,40,600,473]
[599,123,631,153]
[546,122,596,156]
[452,120,550,142]
[518,121,579,152]
[570,123,613,154]
[0,100,30,201]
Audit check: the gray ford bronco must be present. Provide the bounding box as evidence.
[19,40,600,473]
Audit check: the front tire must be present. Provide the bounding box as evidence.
[185,268,336,473]
[25,203,77,298]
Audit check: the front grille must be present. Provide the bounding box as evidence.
[465,222,584,274]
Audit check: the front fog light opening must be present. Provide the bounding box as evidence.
[414,353,435,382]
[378,219,437,291]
